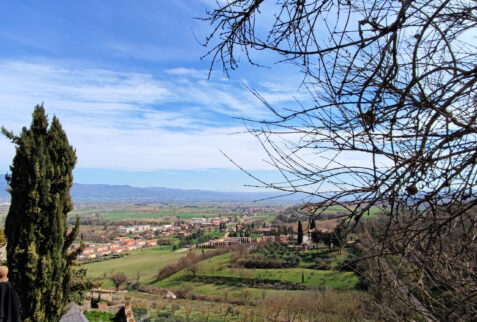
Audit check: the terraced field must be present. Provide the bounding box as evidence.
[155,252,360,292]
[84,241,367,320]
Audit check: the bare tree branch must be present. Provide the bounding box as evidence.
[203,0,477,319]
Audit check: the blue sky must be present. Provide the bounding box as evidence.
[0,0,311,191]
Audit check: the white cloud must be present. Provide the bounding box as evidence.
[65,124,269,171]
[165,67,209,79]
[0,60,307,172]
[0,62,172,106]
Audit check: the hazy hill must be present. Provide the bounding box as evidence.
[0,175,301,202]
[70,183,289,202]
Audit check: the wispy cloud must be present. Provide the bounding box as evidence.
[0,60,306,172]
[109,41,200,63]
[165,67,209,79]
[0,61,171,105]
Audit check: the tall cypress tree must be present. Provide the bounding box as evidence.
[297,220,303,244]
[308,218,316,239]
[310,218,316,230]
[2,105,81,322]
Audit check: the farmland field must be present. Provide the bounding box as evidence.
[70,210,230,221]
[119,291,366,321]
[157,276,354,302]
[99,210,219,221]
[68,202,287,223]
[313,205,382,217]
[323,205,382,218]
[85,246,203,284]
[155,252,360,292]
[85,243,360,297]
[253,214,276,223]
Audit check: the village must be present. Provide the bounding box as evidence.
[71,212,342,262]
[72,216,234,261]
[66,212,355,321]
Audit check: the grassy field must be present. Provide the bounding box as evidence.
[320,205,382,218]
[158,279,329,303]
[69,209,238,221]
[150,248,360,305]
[301,247,352,268]
[83,244,366,320]
[155,252,360,291]
[83,310,114,321]
[71,211,224,221]
[85,246,203,285]
[70,204,381,222]
[156,268,359,295]
[252,214,276,223]
[69,202,287,222]
[86,245,359,298]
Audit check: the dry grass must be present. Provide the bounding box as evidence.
[118,288,369,321]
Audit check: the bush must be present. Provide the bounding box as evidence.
[83,311,114,322]
[176,283,194,299]
[337,255,359,272]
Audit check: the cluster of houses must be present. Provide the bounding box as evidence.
[69,215,345,259]
[116,224,154,234]
[72,237,157,261]
[196,235,291,248]
[116,217,231,237]
[71,217,233,261]
[197,236,254,248]
[186,217,231,227]
[195,223,346,249]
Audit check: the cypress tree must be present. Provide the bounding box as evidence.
[2,105,81,322]
[297,220,303,244]
[310,218,316,230]
[308,218,316,239]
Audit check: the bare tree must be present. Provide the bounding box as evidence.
[109,272,128,291]
[188,263,199,278]
[203,0,477,319]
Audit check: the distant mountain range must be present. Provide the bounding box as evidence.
[0,175,302,203]
[70,183,299,202]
